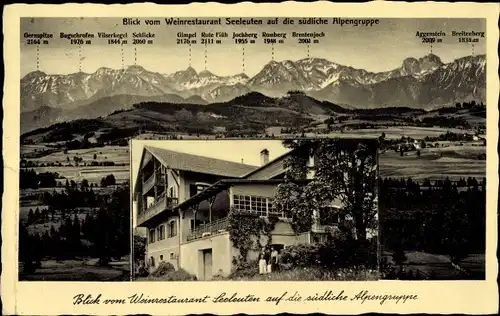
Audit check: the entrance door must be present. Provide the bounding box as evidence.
[203,249,213,281]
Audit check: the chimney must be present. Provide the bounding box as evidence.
[260,149,269,166]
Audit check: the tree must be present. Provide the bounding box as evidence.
[100,174,116,187]
[34,208,41,222]
[41,208,49,221]
[442,199,470,265]
[134,234,147,264]
[19,222,42,274]
[50,225,57,237]
[27,209,34,225]
[416,150,421,157]
[274,139,378,241]
[93,153,97,160]
[392,243,407,265]
[81,179,89,189]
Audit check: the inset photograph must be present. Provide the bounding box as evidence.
[18,145,131,281]
[378,131,486,280]
[131,139,379,281]
[19,140,131,280]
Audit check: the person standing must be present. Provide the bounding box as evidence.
[265,247,272,273]
[270,247,279,272]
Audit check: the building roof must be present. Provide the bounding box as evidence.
[144,145,259,178]
[240,150,293,179]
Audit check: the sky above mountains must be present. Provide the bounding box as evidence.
[21,17,486,77]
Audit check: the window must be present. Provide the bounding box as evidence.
[170,252,176,260]
[168,220,177,238]
[190,219,205,231]
[157,225,165,241]
[189,183,211,197]
[149,229,155,243]
[318,206,341,225]
[196,183,210,194]
[233,195,286,218]
[159,255,163,261]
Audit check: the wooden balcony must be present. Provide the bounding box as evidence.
[187,217,229,241]
[137,194,178,226]
[142,173,155,195]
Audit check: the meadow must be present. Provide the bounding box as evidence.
[28,166,129,184]
[136,266,381,281]
[19,257,130,281]
[265,125,469,140]
[381,251,485,280]
[23,146,129,164]
[21,145,130,184]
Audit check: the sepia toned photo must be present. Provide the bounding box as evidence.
[378,137,486,280]
[374,19,487,281]
[131,139,379,281]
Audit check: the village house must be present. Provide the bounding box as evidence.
[133,145,359,280]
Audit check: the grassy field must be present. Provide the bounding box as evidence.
[21,145,130,184]
[23,146,129,164]
[265,126,470,140]
[26,166,129,184]
[379,143,486,181]
[229,267,380,281]
[381,251,485,280]
[19,257,130,281]
[21,144,54,155]
[325,126,467,139]
[135,266,381,281]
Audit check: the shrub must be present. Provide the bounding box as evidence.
[280,238,378,271]
[212,269,226,280]
[229,259,260,279]
[97,257,110,267]
[151,262,175,277]
[231,266,380,281]
[392,244,407,265]
[140,268,196,281]
[280,243,322,268]
[160,269,196,281]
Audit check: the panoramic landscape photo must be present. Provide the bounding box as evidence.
[19,142,131,281]
[18,17,486,281]
[21,18,486,144]
[378,130,486,280]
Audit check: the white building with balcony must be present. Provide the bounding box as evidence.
[133,145,354,280]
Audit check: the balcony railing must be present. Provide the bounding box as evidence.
[137,194,178,225]
[187,217,229,241]
[142,173,155,195]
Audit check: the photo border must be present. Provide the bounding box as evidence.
[2,2,499,315]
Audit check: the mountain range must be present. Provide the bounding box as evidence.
[20,53,486,133]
